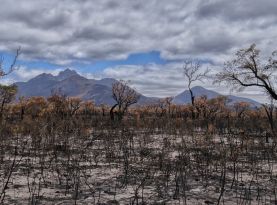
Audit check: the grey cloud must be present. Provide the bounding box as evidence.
[72,26,131,41]
[197,0,277,21]
[0,0,200,63]
[192,31,237,54]
[0,0,276,67]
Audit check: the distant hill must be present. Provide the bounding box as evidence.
[173,86,261,107]
[14,69,261,107]
[14,69,159,105]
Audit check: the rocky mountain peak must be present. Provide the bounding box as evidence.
[56,68,78,81]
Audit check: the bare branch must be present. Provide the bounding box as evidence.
[215,44,277,100]
[183,59,210,105]
[0,47,21,77]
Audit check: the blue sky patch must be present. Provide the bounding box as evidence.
[1,50,168,73]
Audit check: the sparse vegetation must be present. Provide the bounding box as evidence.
[0,46,276,205]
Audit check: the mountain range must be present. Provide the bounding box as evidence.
[173,86,261,107]
[14,69,261,107]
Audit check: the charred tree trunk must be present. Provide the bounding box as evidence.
[189,87,195,119]
[189,88,194,106]
[110,104,118,121]
[262,102,275,141]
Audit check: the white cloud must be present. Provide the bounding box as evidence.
[13,67,62,81]
[100,63,267,103]
[0,0,275,64]
[0,67,63,84]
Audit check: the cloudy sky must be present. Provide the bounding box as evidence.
[0,0,276,103]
